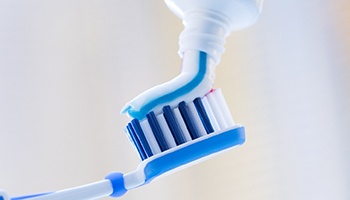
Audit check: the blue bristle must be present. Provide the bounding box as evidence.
[163,105,187,145]
[127,123,147,160]
[178,101,201,139]
[146,112,170,151]
[131,119,153,157]
[193,97,214,134]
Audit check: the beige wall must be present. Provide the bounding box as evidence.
[0,1,349,199]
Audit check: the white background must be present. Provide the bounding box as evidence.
[1,0,350,199]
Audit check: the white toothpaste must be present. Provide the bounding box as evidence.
[121,50,216,119]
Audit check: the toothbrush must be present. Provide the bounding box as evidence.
[0,88,244,200]
[0,0,262,199]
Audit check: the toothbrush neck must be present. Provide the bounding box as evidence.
[179,9,231,64]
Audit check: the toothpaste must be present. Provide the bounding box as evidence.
[121,50,216,120]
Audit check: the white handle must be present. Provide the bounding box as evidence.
[0,190,10,200]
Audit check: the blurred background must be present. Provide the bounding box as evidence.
[1,0,350,199]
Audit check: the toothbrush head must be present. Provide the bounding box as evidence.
[123,88,245,189]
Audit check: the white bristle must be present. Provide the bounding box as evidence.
[173,107,192,142]
[156,114,177,148]
[206,92,228,129]
[214,88,235,127]
[140,120,161,154]
[201,96,220,132]
[187,102,207,137]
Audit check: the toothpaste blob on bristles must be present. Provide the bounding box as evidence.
[121,51,217,120]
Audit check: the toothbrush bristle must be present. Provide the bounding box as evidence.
[162,105,187,145]
[178,101,201,140]
[125,88,234,160]
[193,97,214,134]
[146,112,170,152]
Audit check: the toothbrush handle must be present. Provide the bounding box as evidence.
[1,172,127,200]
